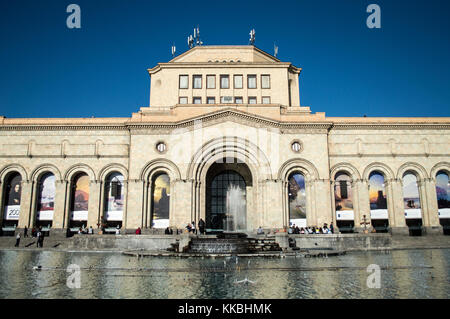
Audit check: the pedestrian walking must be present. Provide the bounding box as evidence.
[15,232,21,247]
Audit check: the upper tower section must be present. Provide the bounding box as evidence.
[147,45,302,109]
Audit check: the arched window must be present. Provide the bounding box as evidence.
[103,172,124,228]
[151,173,170,228]
[402,172,422,235]
[334,172,354,232]
[288,172,306,228]
[2,173,22,228]
[36,172,55,228]
[70,173,90,228]
[368,171,389,232]
[436,171,450,235]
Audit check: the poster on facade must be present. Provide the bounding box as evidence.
[4,175,21,220]
[105,173,124,221]
[335,174,354,220]
[403,173,422,219]
[369,173,388,220]
[288,173,306,227]
[152,174,170,228]
[436,172,450,218]
[71,174,89,221]
[36,174,55,221]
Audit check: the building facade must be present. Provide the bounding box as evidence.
[1,46,449,236]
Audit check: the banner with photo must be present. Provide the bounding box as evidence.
[36,173,55,221]
[369,172,388,220]
[335,173,354,220]
[288,173,306,226]
[71,174,89,221]
[105,173,124,221]
[152,174,170,228]
[436,172,450,218]
[4,174,21,220]
[403,173,422,219]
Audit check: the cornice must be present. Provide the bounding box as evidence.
[0,124,128,131]
[330,123,450,130]
[127,109,333,131]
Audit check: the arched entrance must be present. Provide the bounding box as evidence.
[205,159,252,233]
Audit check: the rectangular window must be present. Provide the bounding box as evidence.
[220,75,229,89]
[234,75,243,89]
[261,75,270,89]
[179,75,188,89]
[193,97,202,104]
[248,75,257,89]
[179,97,188,104]
[206,75,216,89]
[193,75,202,89]
[221,96,233,103]
[248,96,257,104]
[235,97,243,104]
[207,97,215,104]
[262,96,271,104]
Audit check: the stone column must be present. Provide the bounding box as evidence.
[384,178,396,229]
[355,179,371,233]
[351,179,361,232]
[126,179,145,231]
[121,181,129,231]
[389,178,409,235]
[265,179,283,229]
[0,181,3,226]
[329,181,337,229]
[422,178,443,235]
[170,179,192,229]
[18,180,33,229]
[52,180,68,230]
[305,180,315,227]
[314,179,333,227]
[87,180,101,229]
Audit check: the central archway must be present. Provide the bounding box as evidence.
[205,159,252,233]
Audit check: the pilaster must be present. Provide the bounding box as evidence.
[87,180,101,228]
[52,180,68,229]
[18,180,33,228]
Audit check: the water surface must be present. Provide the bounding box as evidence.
[0,249,449,299]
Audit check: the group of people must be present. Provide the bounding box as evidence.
[77,226,94,235]
[185,218,206,235]
[14,226,45,248]
[289,223,334,234]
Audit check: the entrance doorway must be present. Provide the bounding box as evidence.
[205,160,252,233]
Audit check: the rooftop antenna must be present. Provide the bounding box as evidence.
[249,29,255,45]
[194,25,203,46]
[187,34,194,48]
[188,25,203,49]
[274,43,278,58]
[171,44,176,57]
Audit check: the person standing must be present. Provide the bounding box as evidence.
[24,226,28,238]
[40,231,44,248]
[15,232,21,247]
[330,222,334,234]
[36,231,41,248]
[198,218,206,235]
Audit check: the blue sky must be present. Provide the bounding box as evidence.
[0,0,449,118]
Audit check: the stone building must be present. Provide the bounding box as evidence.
[0,45,449,236]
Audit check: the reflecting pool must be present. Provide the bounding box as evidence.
[0,249,449,298]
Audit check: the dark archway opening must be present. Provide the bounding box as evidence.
[205,159,252,233]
